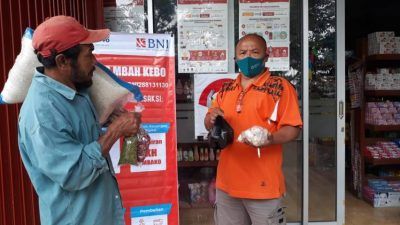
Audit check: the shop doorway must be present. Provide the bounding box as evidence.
[119,0,346,224]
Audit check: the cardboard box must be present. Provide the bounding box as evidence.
[363,186,400,207]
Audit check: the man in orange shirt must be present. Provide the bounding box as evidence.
[204,34,302,225]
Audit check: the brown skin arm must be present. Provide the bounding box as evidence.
[204,107,224,131]
[247,126,300,148]
[268,126,301,146]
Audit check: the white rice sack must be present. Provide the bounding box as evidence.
[91,63,143,124]
[237,126,270,147]
[0,28,40,104]
[0,27,143,125]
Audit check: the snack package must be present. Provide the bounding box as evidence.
[238,126,270,158]
[118,127,151,166]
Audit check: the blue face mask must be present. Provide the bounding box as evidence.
[236,57,265,78]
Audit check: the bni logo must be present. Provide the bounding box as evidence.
[135,38,169,49]
[136,38,146,48]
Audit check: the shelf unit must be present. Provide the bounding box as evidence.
[352,54,400,198]
[365,124,400,132]
[177,142,218,211]
[178,161,218,167]
[365,158,400,166]
[364,90,400,97]
[366,54,400,62]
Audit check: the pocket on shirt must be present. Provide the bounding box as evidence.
[267,206,286,225]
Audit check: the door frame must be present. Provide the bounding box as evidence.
[301,0,345,224]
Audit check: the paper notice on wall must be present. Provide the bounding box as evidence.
[104,0,145,33]
[194,73,237,138]
[239,0,290,71]
[266,42,290,71]
[177,0,229,73]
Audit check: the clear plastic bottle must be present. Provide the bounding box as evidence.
[204,148,209,161]
[216,149,221,161]
[209,148,215,161]
[194,145,200,161]
[200,148,204,161]
[183,150,189,161]
[188,148,194,161]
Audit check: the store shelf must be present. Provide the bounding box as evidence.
[176,99,194,104]
[365,138,391,145]
[380,176,400,181]
[178,161,218,167]
[365,174,400,181]
[179,202,214,209]
[365,124,400,131]
[367,54,400,62]
[365,157,400,166]
[365,90,400,97]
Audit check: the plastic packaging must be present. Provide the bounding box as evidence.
[119,127,150,166]
[238,126,270,158]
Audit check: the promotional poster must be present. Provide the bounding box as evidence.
[239,0,290,71]
[94,33,178,225]
[177,0,229,73]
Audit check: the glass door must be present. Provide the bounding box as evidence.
[150,0,345,224]
[281,0,304,223]
[304,0,345,224]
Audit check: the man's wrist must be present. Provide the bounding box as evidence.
[269,133,274,145]
[99,126,121,155]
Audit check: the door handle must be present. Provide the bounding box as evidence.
[339,100,344,119]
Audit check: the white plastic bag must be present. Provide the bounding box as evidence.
[238,126,270,158]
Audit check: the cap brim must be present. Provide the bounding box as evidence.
[80,28,110,44]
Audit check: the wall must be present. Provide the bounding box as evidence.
[0,1,104,224]
[346,0,400,51]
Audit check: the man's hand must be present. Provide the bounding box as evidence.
[242,132,273,148]
[98,112,142,155]
[108,107,128,122]
[109,112,141,137]
[204,107,224,130]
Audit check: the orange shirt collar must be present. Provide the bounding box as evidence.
[234,69,271,89]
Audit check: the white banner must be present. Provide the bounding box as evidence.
[194,73,237,138]
[177,0,229,73]
[94,33,174,57]
[239,0,290,71]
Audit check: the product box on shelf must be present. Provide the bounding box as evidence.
[365,101,400,125]
[363,179,400,207]
[364,141,400,160]
[367,31,400,55]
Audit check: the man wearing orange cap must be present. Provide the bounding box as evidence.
[18,16,139,225]
[205,34,302,225]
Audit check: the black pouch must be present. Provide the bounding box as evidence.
[208,116,234,149]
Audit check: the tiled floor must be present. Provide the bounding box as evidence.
[345,191,400,225]
[180,191,400,225]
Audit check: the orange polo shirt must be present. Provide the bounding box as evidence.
[209,70,302,199]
